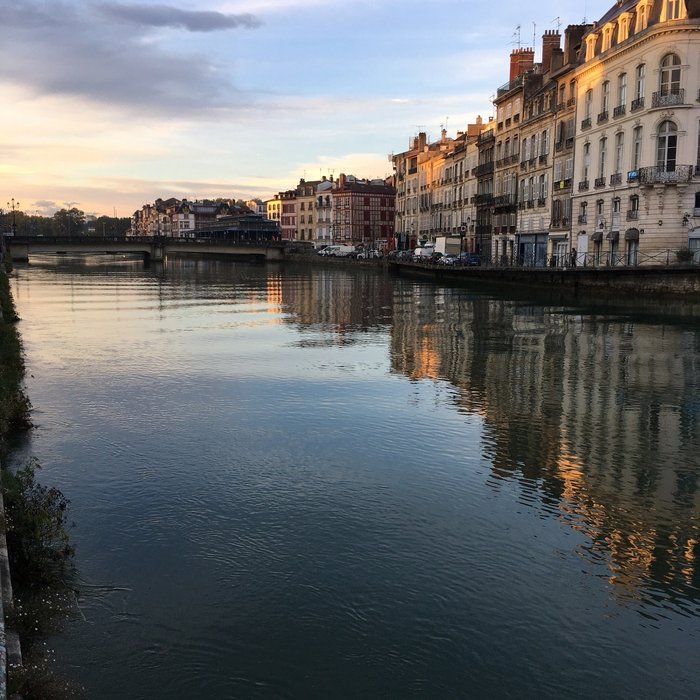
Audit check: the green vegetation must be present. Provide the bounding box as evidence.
[3,460,80,698]
[0,270,32,454]
[676,247,694,263]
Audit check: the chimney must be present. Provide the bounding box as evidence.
[541,30,561,74]
[418,131,427,149]
[509,47,535,81]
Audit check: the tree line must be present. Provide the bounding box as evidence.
[2,207,131,237]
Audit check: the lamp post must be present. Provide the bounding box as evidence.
[7,198,19,236]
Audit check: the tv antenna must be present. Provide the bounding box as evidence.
[552,16,562,32]
[512,24,521,48]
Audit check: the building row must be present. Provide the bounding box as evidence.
[130,198,264,238]
[266,173,396,249]
[392,0,700,266]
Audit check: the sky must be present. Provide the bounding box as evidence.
[1,0,613,218]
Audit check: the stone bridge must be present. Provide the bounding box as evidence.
[5,236,287,263]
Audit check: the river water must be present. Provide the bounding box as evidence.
[8,256,700,699]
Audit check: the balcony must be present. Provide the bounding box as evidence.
[578,180,590,191]
[494,194,516,206]
[526,200,535,209]
[539,154,548,165]
[475,194,494,205]
[550,217,569,230]
[630,97,645,112]
[581,117,592,130]
[565,137,574,149]
[509,154,520,164]
[478,131,495,145]
[610,173,622,186]
[594,177,606,188]
[554,178,572,192]
[475,162,494,176]
[408,167,417,174]
[652,89,685,108]
[638,164,693,184]
[555,141,564,152]
[567,97,576,107]
[626,210,639,220]
[597,111,609,124]
[537,197,547,207]
[578,214,587,224]
[520,162,528,171]
[613,105,626,118]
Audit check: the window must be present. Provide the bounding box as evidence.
[635,64,646,100]
[602,81,610,112]
[656,120,677,171]
[599,137,607,178]
[632,126,643,170]
[697,120,700,170]
[541,130,549,155]
[539,174,547,199]
[615,132,625,173]
[618,73,627,107]
[637,3,648,31]
[565,158,573,180]
[585,89,593,119]
[583,142,591,180]
[630,194,639,212]
[665,0,682,20]
[660,54,681,95]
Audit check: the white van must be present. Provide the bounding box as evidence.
[413,245,435,260]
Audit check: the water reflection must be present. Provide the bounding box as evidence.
[385,284,700,612]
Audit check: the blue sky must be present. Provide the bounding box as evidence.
[1,0,613,217]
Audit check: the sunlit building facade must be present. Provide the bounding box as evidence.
[571,0,700,265]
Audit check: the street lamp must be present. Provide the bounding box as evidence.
[7,198,19,236]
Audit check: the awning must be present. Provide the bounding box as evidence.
[590,231,603,242]
[624,228,640,241]
[606,230,619,242]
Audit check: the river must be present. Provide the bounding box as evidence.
[8,256,700,699]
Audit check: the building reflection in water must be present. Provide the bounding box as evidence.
[277,268,699,612]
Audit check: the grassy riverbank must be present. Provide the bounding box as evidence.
[0,268,32,452]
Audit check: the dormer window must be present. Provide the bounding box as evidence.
[636,2,649,31]
[664,0,682,20]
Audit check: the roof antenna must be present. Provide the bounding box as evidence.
[512,24,521,48]
[532,22,536,50]
[552,16,562,32]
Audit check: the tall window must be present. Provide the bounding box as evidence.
[585,89,593,119]
[599,137,607,178]
[632,126,643,170]
[583,142,591,180]
[635,64,646,100]
[615,132,625,173]
[656,120,677,171]
[618,73,627,107]
[660,54,681,95]
[541,130,549,155]
[602,81,610,113]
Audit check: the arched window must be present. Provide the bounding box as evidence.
[656,121,677,172]
[660,54,681,95]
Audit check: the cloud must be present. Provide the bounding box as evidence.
[99,3,261,31]
[0,1,261,115]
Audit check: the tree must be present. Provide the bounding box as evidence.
[51,208,85,236]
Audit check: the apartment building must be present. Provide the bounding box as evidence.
[331,173,395,247]
[571,0,700,266]
[394,121,483,252]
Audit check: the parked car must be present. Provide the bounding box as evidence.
[458,252,481,266]
[357,249,381,259]
[439,254,458,265]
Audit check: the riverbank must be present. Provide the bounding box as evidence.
[0,267,29,699]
